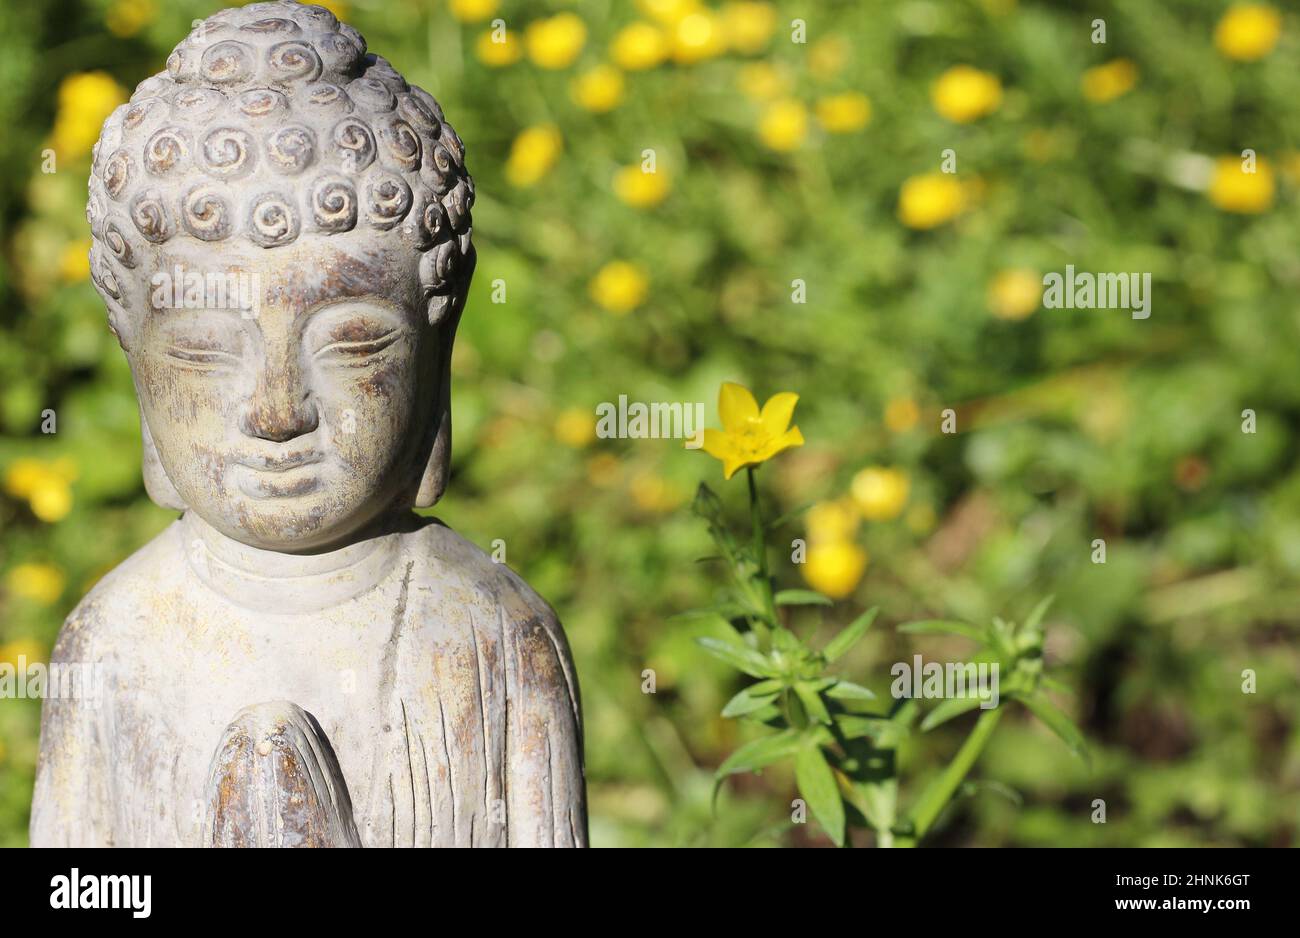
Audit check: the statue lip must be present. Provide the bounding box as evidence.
[236,472,323,499]
[238,452,324,473]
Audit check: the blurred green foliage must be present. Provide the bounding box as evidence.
[1,0,1298,847]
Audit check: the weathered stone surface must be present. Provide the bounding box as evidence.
[205,701,361,848]
[30,1,586,848]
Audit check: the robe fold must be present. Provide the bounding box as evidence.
[30,514,588,848]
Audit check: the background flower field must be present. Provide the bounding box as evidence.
[1,0,1298,847]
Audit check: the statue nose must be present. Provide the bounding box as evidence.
[243,401,318,442]
[241,368,319,443]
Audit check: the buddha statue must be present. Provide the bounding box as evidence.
[30,1,587,848]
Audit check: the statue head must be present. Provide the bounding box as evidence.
[86,1,474,552]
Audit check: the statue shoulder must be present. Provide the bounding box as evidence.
[52,519,186,664]
[401,519,578,705]
[404,517,561,627]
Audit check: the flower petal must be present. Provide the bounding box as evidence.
[718,382,760,431]
[722,455,748,480]
[759,391,800,437]
[753,425,804,463]
[700,428,734,461]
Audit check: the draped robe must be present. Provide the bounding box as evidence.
[30,514,587,847]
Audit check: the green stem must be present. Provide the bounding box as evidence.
[746,467,780,630]
[897,707,1004,846]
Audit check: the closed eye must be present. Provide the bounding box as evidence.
[166,347,240,367]
[315,329,403,360]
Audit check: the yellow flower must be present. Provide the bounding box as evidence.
[52,71,128,161]
[476,29,523,67]
[802,541,868,600]
[30,480,73,522]
[851,466,910,521]
[806,499,860,543]
[5,459,46,498]
[0,638,47,667]
[987,268,1042,320]
[1214,4,1282,61]
[572,64,625,112]
[699,382,804,480]
[1082,58,1138,103]
[449,0,499,23]
[721,2,777,55]
[1208,156,1275,213]
[884,396,920,433]
[737,62,787,101]
[808,36,850,80]
[897,173,967,229]
[59,239,91,282]
[106,0,157,38]
[673,10,727,64]
[5,458,78,523]
[554,407,596,447]
[638,0,702,26]
[931,65,1002,123]
[526,13,587,69]
[758,99,808,152]
[7,562,66,606]
[816,93,872,133]
[610,21,669,70]
[614,164,670,207]
[505,124,562,188]
[589,261,649,314]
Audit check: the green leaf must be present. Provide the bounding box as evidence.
[715,729,804,779]
[795,745,846,846]
[1022,595,1054,634]
[823,606,880,662]
[832,715,894,742]
[744,703,783,724]
[897,619,985,642]
[696,637,778,678]
[774,589,833,607]
[1039,675,1074,696]
[721,683,782,717]
[960,779,1023,807]
[794,682,833,724]
[890,698,921,729]
[1019,692,1089,762]
[825,680,876,701]
[770,626,805,652]
[850,779,898,834]
[920,695,989,732]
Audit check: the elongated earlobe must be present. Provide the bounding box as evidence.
[415,254,472,509]
[414,331,455,508]
[141,414,186,511]
[414,408,450,508]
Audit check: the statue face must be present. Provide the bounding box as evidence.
[128,233,438,552]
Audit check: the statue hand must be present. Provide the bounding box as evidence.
[203,701,361,848]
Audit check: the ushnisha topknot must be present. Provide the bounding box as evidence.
[87,0,474,341]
